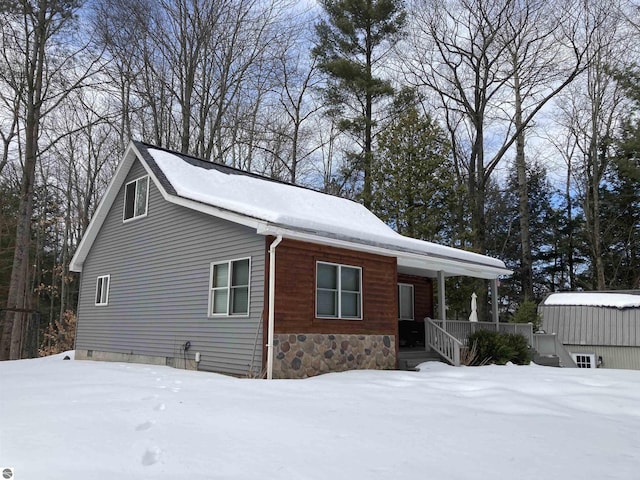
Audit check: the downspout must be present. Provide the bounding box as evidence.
[266,235,283,380]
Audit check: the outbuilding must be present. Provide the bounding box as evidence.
[539,292,640,369]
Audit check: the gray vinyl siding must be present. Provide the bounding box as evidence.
[75,160,265,376]
[564,345,640,370]
[540,305,640,347]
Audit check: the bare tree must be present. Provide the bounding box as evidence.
[0,0,102,360]
[500,0,593,299]
[405,0,591,260]
[554,1,632,289]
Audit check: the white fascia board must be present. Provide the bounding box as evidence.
[396,255,509,280]
[69,143,140,272]
[257,225,512,280]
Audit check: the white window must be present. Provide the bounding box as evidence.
[572,353,596,368]
[123,176,149,221]
[398,283,414,320]
[316,262,362,319]
[209,258,251,316]
[95,275,110,306]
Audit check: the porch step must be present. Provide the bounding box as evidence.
[533,353,561,367]
[398,350,444,371]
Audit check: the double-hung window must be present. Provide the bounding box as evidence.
[209,258,250,316]
[95,275,110,306]
[398,283,414,320]
[316,262,362,319]
[123,176,149,221]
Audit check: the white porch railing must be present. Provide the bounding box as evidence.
[425,318,463,366]
[431,319,534,346]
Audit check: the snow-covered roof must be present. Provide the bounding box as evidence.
[543,292,640,309]
[70,141,511,279]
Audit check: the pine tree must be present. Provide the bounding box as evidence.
[312,0,405,208]
[486,161,557,310]
[597,67,640,289]
[371,93,459,244]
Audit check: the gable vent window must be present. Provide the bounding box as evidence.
[123,175,149,221]
[95,275,110,306]
[209,258,251,316]
[316,261,362,320]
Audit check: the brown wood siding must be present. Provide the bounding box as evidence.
[398,274,434,321]
[271,238,398,336]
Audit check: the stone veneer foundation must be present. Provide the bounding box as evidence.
[272,333,396,379]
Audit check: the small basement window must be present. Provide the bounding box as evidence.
[123,176,149,221]
[209,258,251,316]
[572,353,596,368]
[398,283,414,320]
[95,275,110,306]
[316,261,362,319]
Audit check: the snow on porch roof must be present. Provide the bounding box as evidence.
[138,142,509,278]
[543,292,640,309]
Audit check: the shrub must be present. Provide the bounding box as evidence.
[503,333,532,365]
[39,309,77,357]
[467,330,531,366]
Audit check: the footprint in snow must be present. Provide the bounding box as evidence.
[135,421,155,431]
[141,446,162,466]
[154,403,166,411]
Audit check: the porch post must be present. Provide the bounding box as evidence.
[491,278,499,330]
[437,270,446,331]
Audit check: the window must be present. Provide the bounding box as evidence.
[95,275,110,306]
[316,262,362,319]
[209,258,250,316]
[398,283,414,320]
[572,353,596,368]
[123,176,149,221]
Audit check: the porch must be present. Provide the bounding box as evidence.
[423,318,533,366]
[399,319,534,368]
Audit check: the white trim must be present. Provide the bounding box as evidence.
[70,143,140,271]
[315,261,362,320]
[123,175,149,222]
[141,153,264,231]
[257,225,511,280]
[398,283,415,320]
[70,140,512,283]
[70,142,264,272]
[95,275,110,306]
[208,257,251,317]
[266,235,283,380]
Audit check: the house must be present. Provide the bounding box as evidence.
[70,141,511,379]
[539,292,640,369]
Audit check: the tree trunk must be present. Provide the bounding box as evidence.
[514,69,534,300]
[0,2,47,360]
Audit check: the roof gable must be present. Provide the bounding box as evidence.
[71,141,511,278]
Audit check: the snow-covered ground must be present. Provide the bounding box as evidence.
[2,354,639,479]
